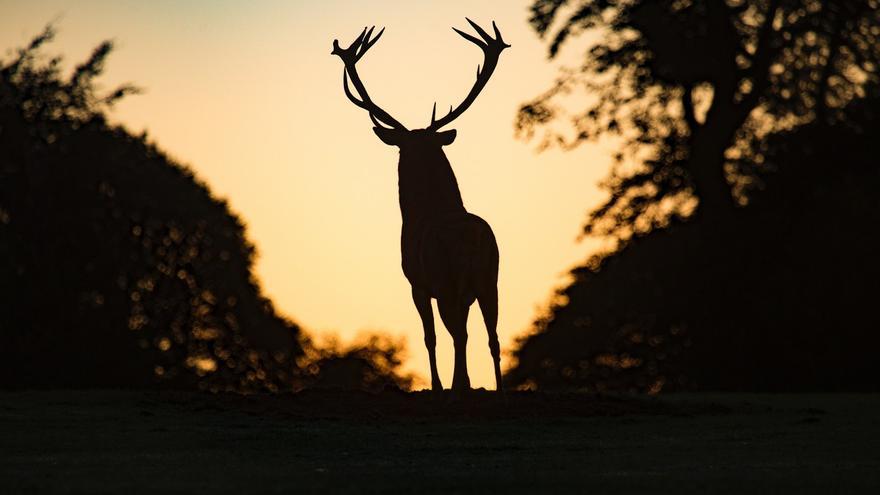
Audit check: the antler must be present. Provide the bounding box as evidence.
[332,27,407,130]
[427,19,510,131]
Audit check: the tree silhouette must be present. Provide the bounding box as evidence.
[518,0,879,238]
[508,1,880,392]
[507,86,880,392]
[0,26,305,391]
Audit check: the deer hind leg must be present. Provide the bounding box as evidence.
[438,296,471,392]
[478,285,503,394]
[412,287,442,392]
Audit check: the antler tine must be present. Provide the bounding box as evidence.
[491,21,508,47]
[358,27,385,60]
[452,26,487,49]
[431,102,437,126]
[355,26,377,60]
[355,26,369,46]
[465,17,493,44]
[348,26,369,55]
[358,26,374,51]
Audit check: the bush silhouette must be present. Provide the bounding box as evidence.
[300,333,415,393]
[0,27,304,391]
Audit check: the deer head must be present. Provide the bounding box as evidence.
[331,19,509,153]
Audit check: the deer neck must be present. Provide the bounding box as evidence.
[397,149,466,227]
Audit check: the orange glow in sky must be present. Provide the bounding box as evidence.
[1,0,612,389]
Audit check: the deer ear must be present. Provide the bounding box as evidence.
[373,126,403,146]
[437,129,457,146]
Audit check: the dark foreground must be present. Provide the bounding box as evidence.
[1,390,878,494]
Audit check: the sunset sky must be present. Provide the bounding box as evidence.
[0,0,612,389]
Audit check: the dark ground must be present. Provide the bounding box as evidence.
[1,390,878,494]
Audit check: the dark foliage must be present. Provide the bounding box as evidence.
[507,90,880,392]
[508,0,880,392]
[518,0,880,238]
[299,334,415,393]
[0,27,306,391]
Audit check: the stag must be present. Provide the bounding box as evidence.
[332,19,509,393]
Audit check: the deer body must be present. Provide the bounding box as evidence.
[333,20,508,392]
[393,134,499,391]
[398,145,470,295]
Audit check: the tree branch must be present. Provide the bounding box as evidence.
[737,0,783,118]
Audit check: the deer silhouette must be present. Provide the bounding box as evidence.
[332,19,509,393]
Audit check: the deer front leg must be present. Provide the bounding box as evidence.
[438,297,471,393]
[412,286,442,391]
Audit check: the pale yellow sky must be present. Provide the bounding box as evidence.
[1,0,612,389]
